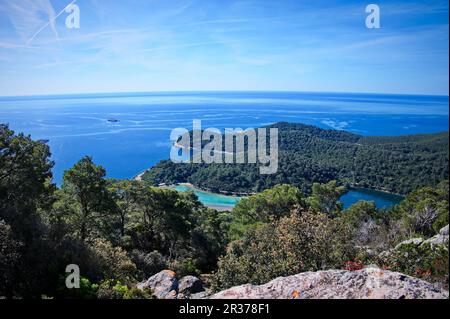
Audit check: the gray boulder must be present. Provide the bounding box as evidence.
[210,268,448,299]
[423,225,449,247]
[395,238,423,250]
[178,275,204,295]
[137,270,178,299]
[440,225,449,236]
[190,291,210,299]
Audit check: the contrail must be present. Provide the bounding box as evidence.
[26,0,77,46]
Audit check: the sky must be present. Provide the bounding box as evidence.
[0,0,448,96]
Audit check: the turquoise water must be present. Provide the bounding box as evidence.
[173,184,402,210]
[174,185,241,207]
[341,189,404,209]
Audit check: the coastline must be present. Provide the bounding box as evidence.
[133,174,240,211]
[133,168,252,197]
[132,166,404,211]
[177,182,248,198]
[168,183,239,211]
[347,183,405,198]
[134,170,147,181]
[134,169,404,200]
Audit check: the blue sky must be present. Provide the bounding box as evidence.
[0,0,448,96]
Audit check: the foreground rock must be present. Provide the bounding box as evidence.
[137,270,178,299]
[137,270,205,299]
[178,275,205,295]
[210,268,448,299]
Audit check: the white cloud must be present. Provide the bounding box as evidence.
[0,0,65,44]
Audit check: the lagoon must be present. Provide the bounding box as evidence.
[171,184,403,210]
[174,185,241,210]
[341,188,404,209]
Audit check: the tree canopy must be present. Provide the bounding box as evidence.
[143,122,449,195]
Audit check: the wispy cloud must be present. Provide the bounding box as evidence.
[0,0,448,96]
[0,0,64,44]
[25,0,79,45]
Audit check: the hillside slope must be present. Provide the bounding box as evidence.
[142,122,449,195]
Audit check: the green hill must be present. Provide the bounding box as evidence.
[142,122,449,195]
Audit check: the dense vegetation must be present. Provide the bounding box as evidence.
[214,181,449,290]
[1,124,448,299]
[142,122,449,195]
[0,124,229,298]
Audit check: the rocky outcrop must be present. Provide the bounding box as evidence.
[423,225,449,246]
[137,270,205,299]
[210,268,448,299]
[178,275,205,295]
[137,270,178,299]
[395,237,424,249]
[139,264,449,299]
[393,225,449,250]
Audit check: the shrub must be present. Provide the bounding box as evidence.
[213,210,355,290]
[96,280,128,299]
[229,184,306,240]
[130,250,168,279]
[393,180,449,238]
[170,258,200,277]
[89,238,137,283]
[96,279,153,299]
[375,242,449,290]
[55,276,98,299]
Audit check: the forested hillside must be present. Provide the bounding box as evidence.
[1,124,448,299]
[142,122,449,195]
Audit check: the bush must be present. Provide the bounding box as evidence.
[123,287,154,299]
[213,210,355,290]
[229,184,306,240]
[96,280,126,299]
[89,238,137,283]
[170,258,200,277]
[393,180,449,238]
[55,276,98,299]
[0,220,22,297]
[375,242,449,290]
[130,250,168,279]
[96,279,153,299]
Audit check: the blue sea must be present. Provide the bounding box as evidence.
[0,92,448,208]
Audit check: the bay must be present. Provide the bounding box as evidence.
[0,91,447,209]
[171,184,403,210]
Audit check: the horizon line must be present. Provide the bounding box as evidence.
[1,89,449,100]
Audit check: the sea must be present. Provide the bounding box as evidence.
[0,91,448,209]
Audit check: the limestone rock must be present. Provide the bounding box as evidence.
[423,225,449,247]
[440,225,449,236]
[190,291,210,299]
[137,270,178,299]
[210,268,448,299]
[395,238,423,250]
[178,275,204,295]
